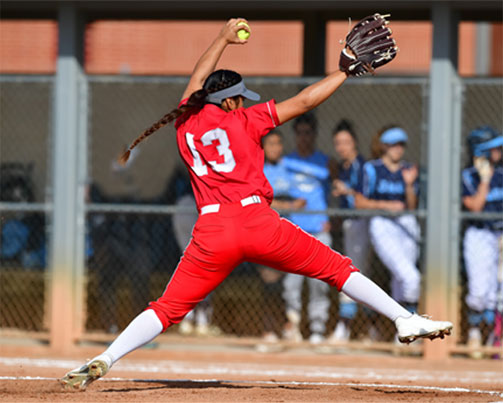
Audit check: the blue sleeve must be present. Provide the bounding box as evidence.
[360,163,377,198]
[462,169,477,197]
[282,157,330,180]
[263,164,273,183]
[350,156,366,191]
[350,163,364,191]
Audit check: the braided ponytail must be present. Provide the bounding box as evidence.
[118,69,243,165]
[118,88,208,165]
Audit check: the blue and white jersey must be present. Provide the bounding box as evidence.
[263,159,294,199]
[338,154,366,209]
[283,150,330,233]
[358,159,419,202]
[462,165,503,230]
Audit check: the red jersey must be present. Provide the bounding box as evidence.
[175,99,280,210]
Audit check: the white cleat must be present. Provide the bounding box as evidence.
[309,333,326,345]
[59,359,109,391]
[395,314,453,344]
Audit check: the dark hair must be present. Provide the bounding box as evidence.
[0,163,34,203]
[261,129,283,149]
[263,129,283,140]
[119,69,242,164]
[332,119,358,145]
[203,69,242,98]
[293,111,317,133]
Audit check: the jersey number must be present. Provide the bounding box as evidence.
[186,129,236,176]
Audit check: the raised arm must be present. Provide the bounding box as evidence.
[402,165,419,210]
[275,71,348,125]
[463,157,494,212]
[180,18,250,101]
[275,13,396,125]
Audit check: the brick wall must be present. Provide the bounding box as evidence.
[84,21,303,76]
[491,23,503,75]
[0,20,501,76]
[0,20,57,73]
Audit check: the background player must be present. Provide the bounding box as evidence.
[355,127,421,317]
[281,112,333,344]
[462,126,503,357]
[329,119,371,344]
[258,129,306,348]
[60,18,452,391]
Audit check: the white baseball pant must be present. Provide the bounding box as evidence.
[369,215,421,303]
[463,226,501,312]
[282,231,332,334]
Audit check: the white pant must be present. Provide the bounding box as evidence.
[369,215,421,303]
[463,226,502,312]
[343,218,370,275]
[282,231,332,334]
[339,218,369,306]
[173,194,198,250]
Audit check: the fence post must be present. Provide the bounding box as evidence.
[302,12,326,76]
[48,3,85,352]
[424,3,461,360]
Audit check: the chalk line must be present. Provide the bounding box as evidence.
[0,356,500,386]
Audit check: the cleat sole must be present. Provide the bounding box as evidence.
[59,360,109,391]
[398,325,453,344]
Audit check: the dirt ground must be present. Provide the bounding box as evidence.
[0,339,502,403]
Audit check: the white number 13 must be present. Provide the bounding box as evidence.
[185,129,236,177]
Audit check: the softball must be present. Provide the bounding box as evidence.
[237,21,250,40]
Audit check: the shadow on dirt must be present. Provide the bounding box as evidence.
[101,379,308,393]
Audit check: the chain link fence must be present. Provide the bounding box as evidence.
[1,74,502,356]
[0,76,52,332]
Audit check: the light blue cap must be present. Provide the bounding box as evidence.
[479,135,503,152]
[380,127,408,144]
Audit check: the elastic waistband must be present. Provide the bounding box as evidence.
[200,195,262,215]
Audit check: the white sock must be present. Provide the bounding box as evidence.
[96,309,163,367]
[341,272,412,322]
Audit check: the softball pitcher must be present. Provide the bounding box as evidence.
[355,127,421,313]
[61,17,452,391]
[462,126,503,354]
